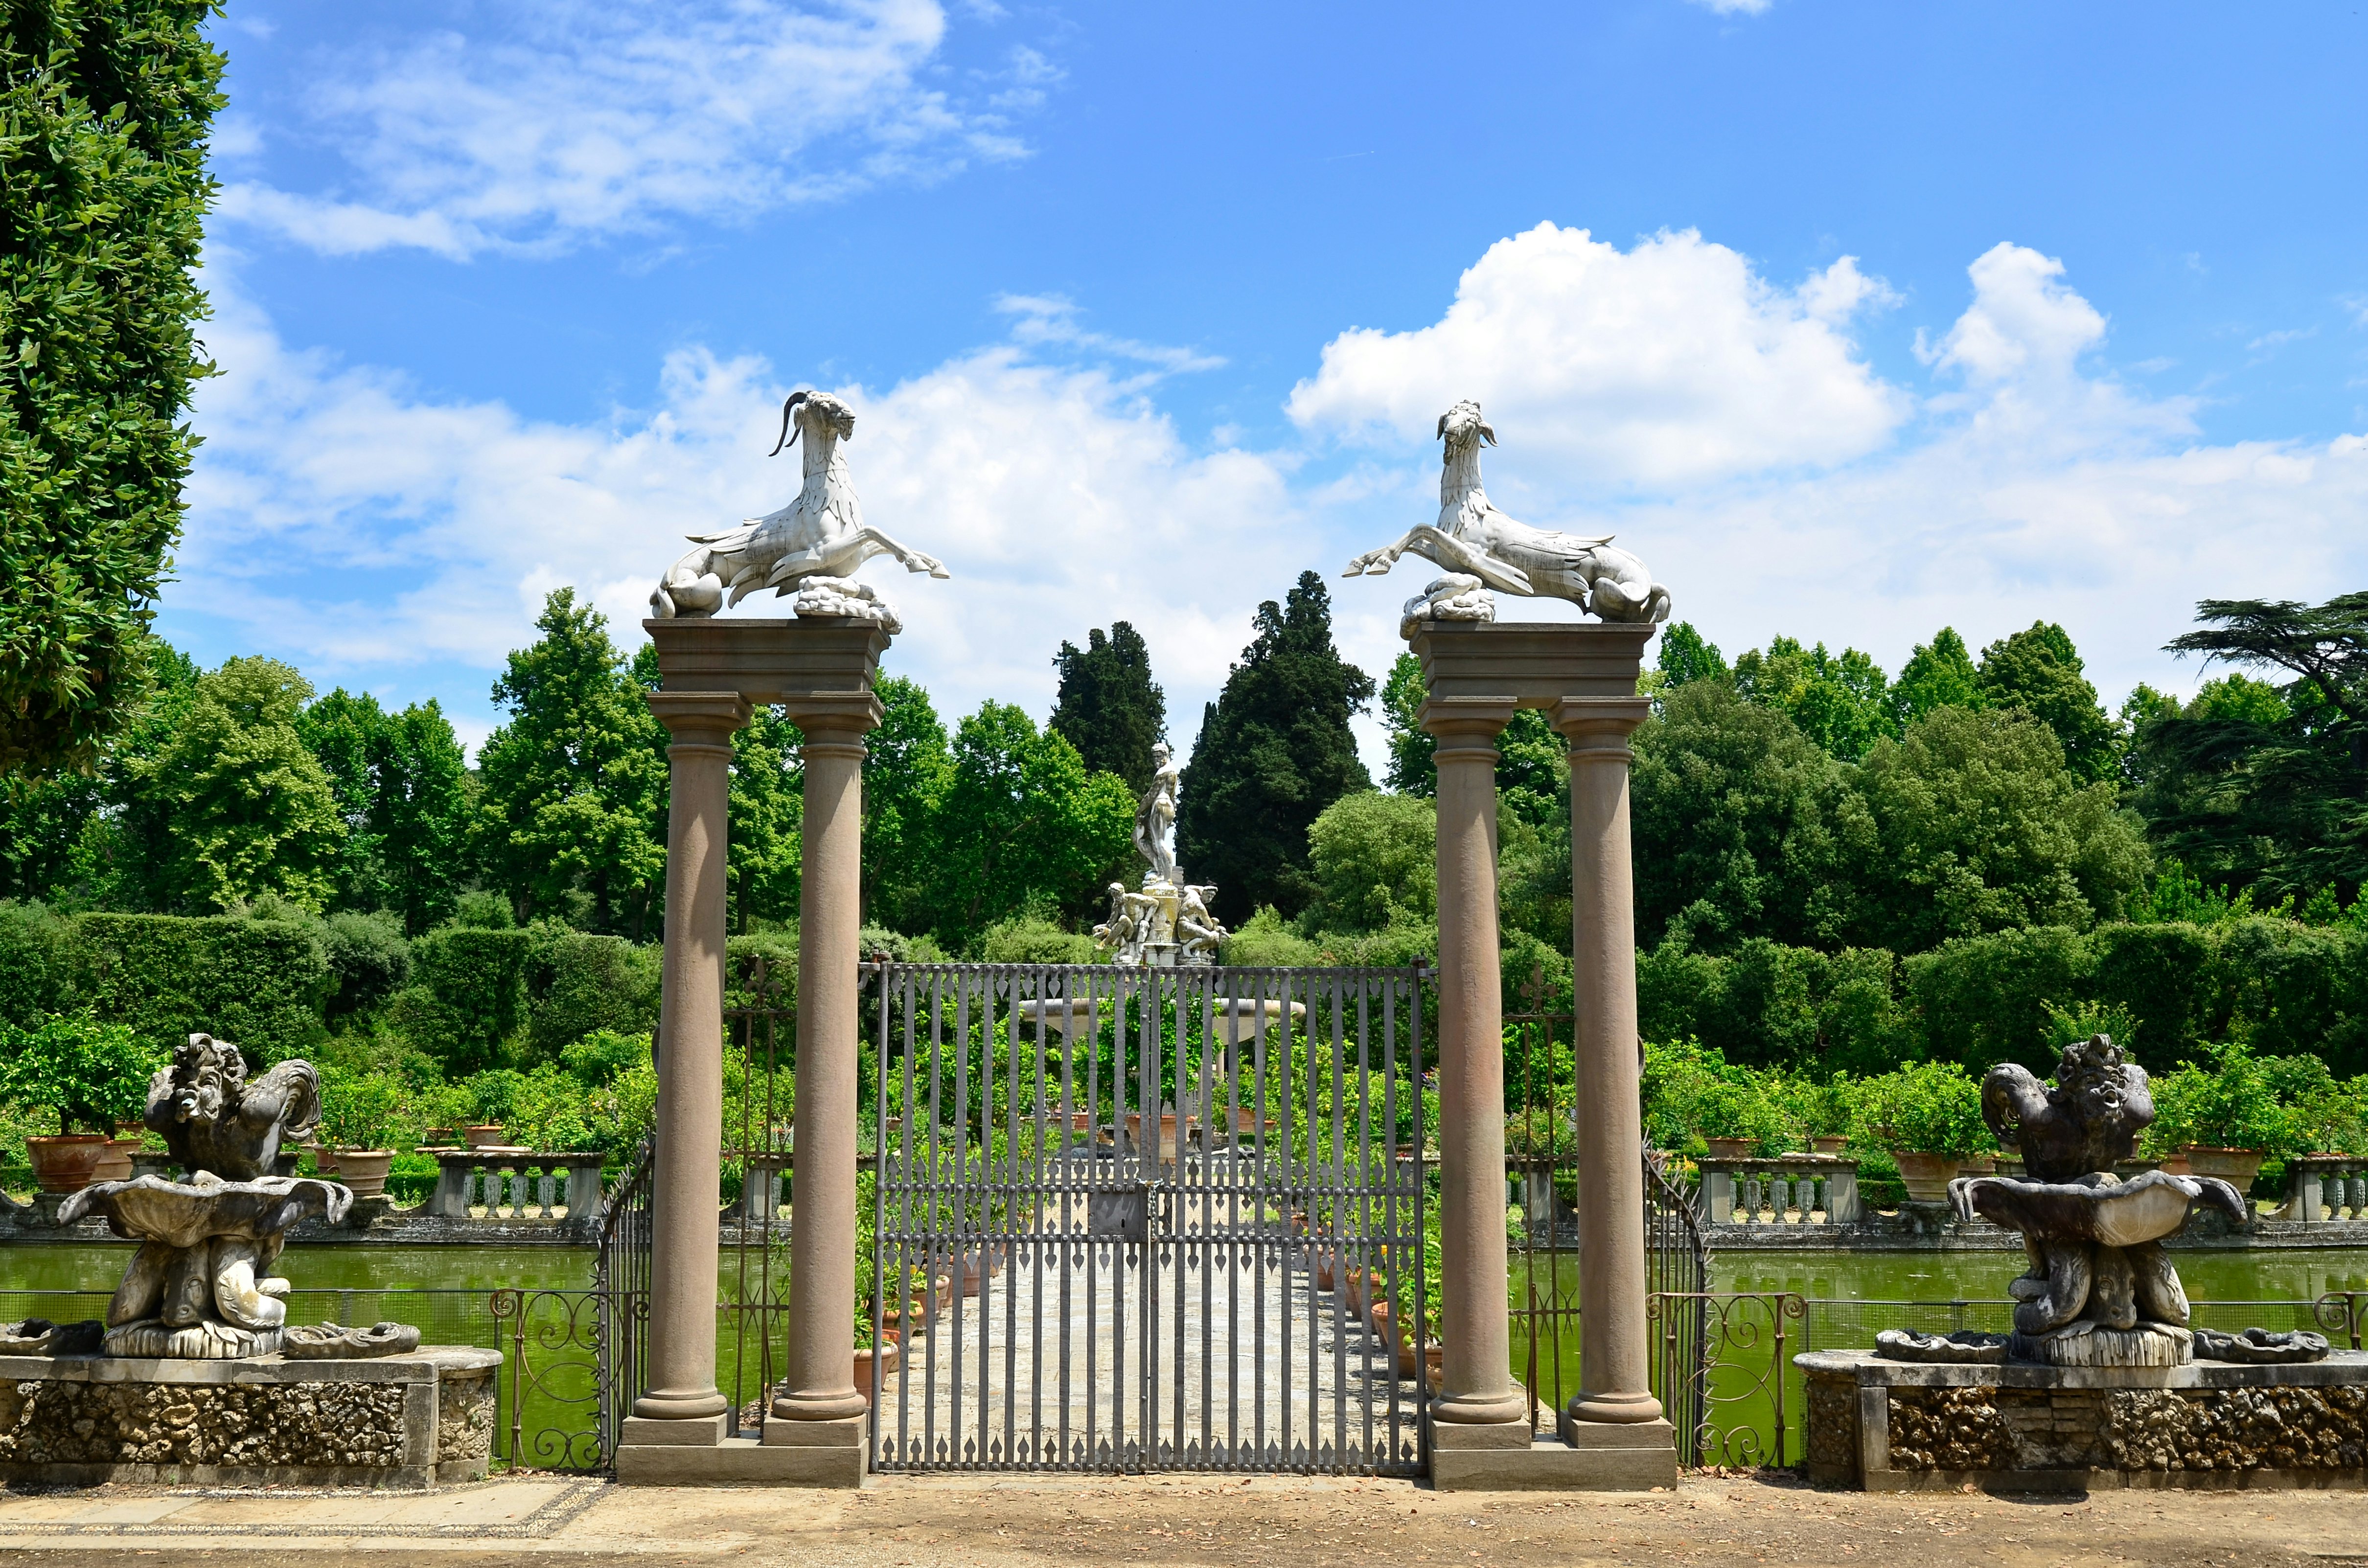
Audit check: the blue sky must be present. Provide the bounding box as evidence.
[166,0,2368,766]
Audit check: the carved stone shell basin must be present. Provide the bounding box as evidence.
[1953,1169,2248,1246]
[56,1171,351,1244]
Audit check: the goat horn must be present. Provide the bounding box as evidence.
[1435,412,1448,440]
[1480,424,1496,446]
[767,391,810,456]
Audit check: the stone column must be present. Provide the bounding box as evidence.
[1557,695,1664,1430]
[629,690,750,1430]
[1421,696,1530,1436]
[767,692,883,1453]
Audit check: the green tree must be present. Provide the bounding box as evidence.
[1732,636,1896,760]
[1850,705,2150,953]
[1630,680,1855,952]
[2131,594,2368,901]
[926,702,1133,952]
[1177,573,1374,925]
[133,657,345,912]
[728,704,803,932]
[1889,628,1983,729]
[863,675,951,931]
[1977,621,2116,783]
[1301,791,1437,933]
[1655,622,1729,692]
[1374,650,1563,827]
[475,590,667,934]
[0,0,223,775]
[296,689,470,931]
[1049,622,1166,792]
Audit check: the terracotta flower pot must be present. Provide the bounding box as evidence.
[91,1138,139,1184]
[1956,1155,1996,1176]
[308,1144,340,1176]
[26,1134,111,1194]
[334,1149,394,1199]
[854,1335,902,1398]
[1701,1137,1757,1160]
[1314,1248,1338,1293]
[1342,1267,1369,1317]
[2181,1146,2266,1188]
[463,1124,507,1150]
[1889,1151,1961,1204]
[1810,1136,1850,1156]
[2154,1150,2192,1177]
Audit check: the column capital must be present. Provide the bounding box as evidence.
[646,691,752,750]
[1418,695,1518,756]
[1554,695,1653,758]
[779,690,885,742]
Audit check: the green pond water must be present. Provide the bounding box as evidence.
[9,1242,2363,1469]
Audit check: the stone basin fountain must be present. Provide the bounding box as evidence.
[1797,1035,2368,1491]
[0,1034,498,1488]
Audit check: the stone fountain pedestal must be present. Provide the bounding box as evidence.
[1798,1348,2368,1492]
[0,1346,502,1490]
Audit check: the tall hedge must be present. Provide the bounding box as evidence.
[396,926,529,1075]
[1,0,225,774]
[74,910,328,1064]
[526,927,659,1061]
[0,897,72,1026]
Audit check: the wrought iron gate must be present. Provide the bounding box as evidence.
[866,962,1431,1475]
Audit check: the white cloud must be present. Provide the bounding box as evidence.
[1286,223,1908,488]
[993,295,1225,375]
[1687,0,1773,14]
[218,0,1041,259]
[1924,242,2106,387]
[179,261,1307,739]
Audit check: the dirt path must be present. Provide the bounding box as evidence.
[1,1473,2364,1568]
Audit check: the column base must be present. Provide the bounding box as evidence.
[619,1412,726,1445]
[1431,1418,1678,1491]
[770,1388,872,1422]
[1430,1389,1531,1427]
[631,1388,731,1421]
[1563,1388,1666,1424]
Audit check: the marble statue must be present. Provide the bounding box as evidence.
[1132,743,1181,886]
[1342,400,1671,633]
[650,390,949,630]
[1092,742,1228,967]
[1873,1035,2327,1369]
[58,1034,365,1358]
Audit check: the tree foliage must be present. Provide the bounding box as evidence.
[295,688,469,932]
[0,0,223,774]
[1177,572,1373,925]
[474,590,667,935]
[1976,620,2117,783]
[1049,621,1166,793]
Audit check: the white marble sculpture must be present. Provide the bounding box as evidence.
[649,390,949,630]
[1343,399,1671,633]
[1132,743,1181,886]
[1093,742,1228,967]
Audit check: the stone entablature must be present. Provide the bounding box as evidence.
[1800,1347,2368,1491]
[0,1347,499,1489]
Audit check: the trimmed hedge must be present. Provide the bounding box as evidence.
[527,928,660,1061]
[0,901,74,1028]
[394,926,529,1075]
[76,912,329,1064]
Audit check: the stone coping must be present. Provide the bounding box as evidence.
[0,1346,501,1385]
[1796,1345,2368,1390]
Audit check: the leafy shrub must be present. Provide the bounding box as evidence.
[979,915,1097,964]
[396,925,529,1073]
[2144,1042,2292,1156]
[318,1069,407,1150]
[75,911,330,1064]
[562,1028,650,1087]
[0,1009,161,1132]
[1904,924,2092,1073]
[1222,907,1322,966]
[527,925,659,1059]
[322,910,410,1020]
[0,901,74,1029]
[1859,1061,1991,1157]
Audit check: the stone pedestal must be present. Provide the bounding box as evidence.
[1799,1348,2368,1491]
[0,1348,499,1489]
[622,616,888,1486]
[1409,619,1674,1485]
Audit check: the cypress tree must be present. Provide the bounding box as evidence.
[1176,572,1374,925]
[1049,622,1167,792]
[1,1,224,774]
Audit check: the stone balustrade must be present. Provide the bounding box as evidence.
[1696,1155,1863,1229]
[2280,1155,2368,1223]
[424,1150,608,1228]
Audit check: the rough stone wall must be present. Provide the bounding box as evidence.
[1805,1375,1858,1476]
[1885,1388,2013,1472]
[2102,1387,2368,1473]
[438,1368,495,1463]
[0,1379,406,1469]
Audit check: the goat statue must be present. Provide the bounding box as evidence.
[651,390,948,630]
[1343,400,1670,634]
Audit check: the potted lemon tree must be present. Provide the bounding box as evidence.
[1866,1061,1990,1203]
[0,1011,157,1195]
[319,1071,407,1199]
[2145,1042,2288,1199]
